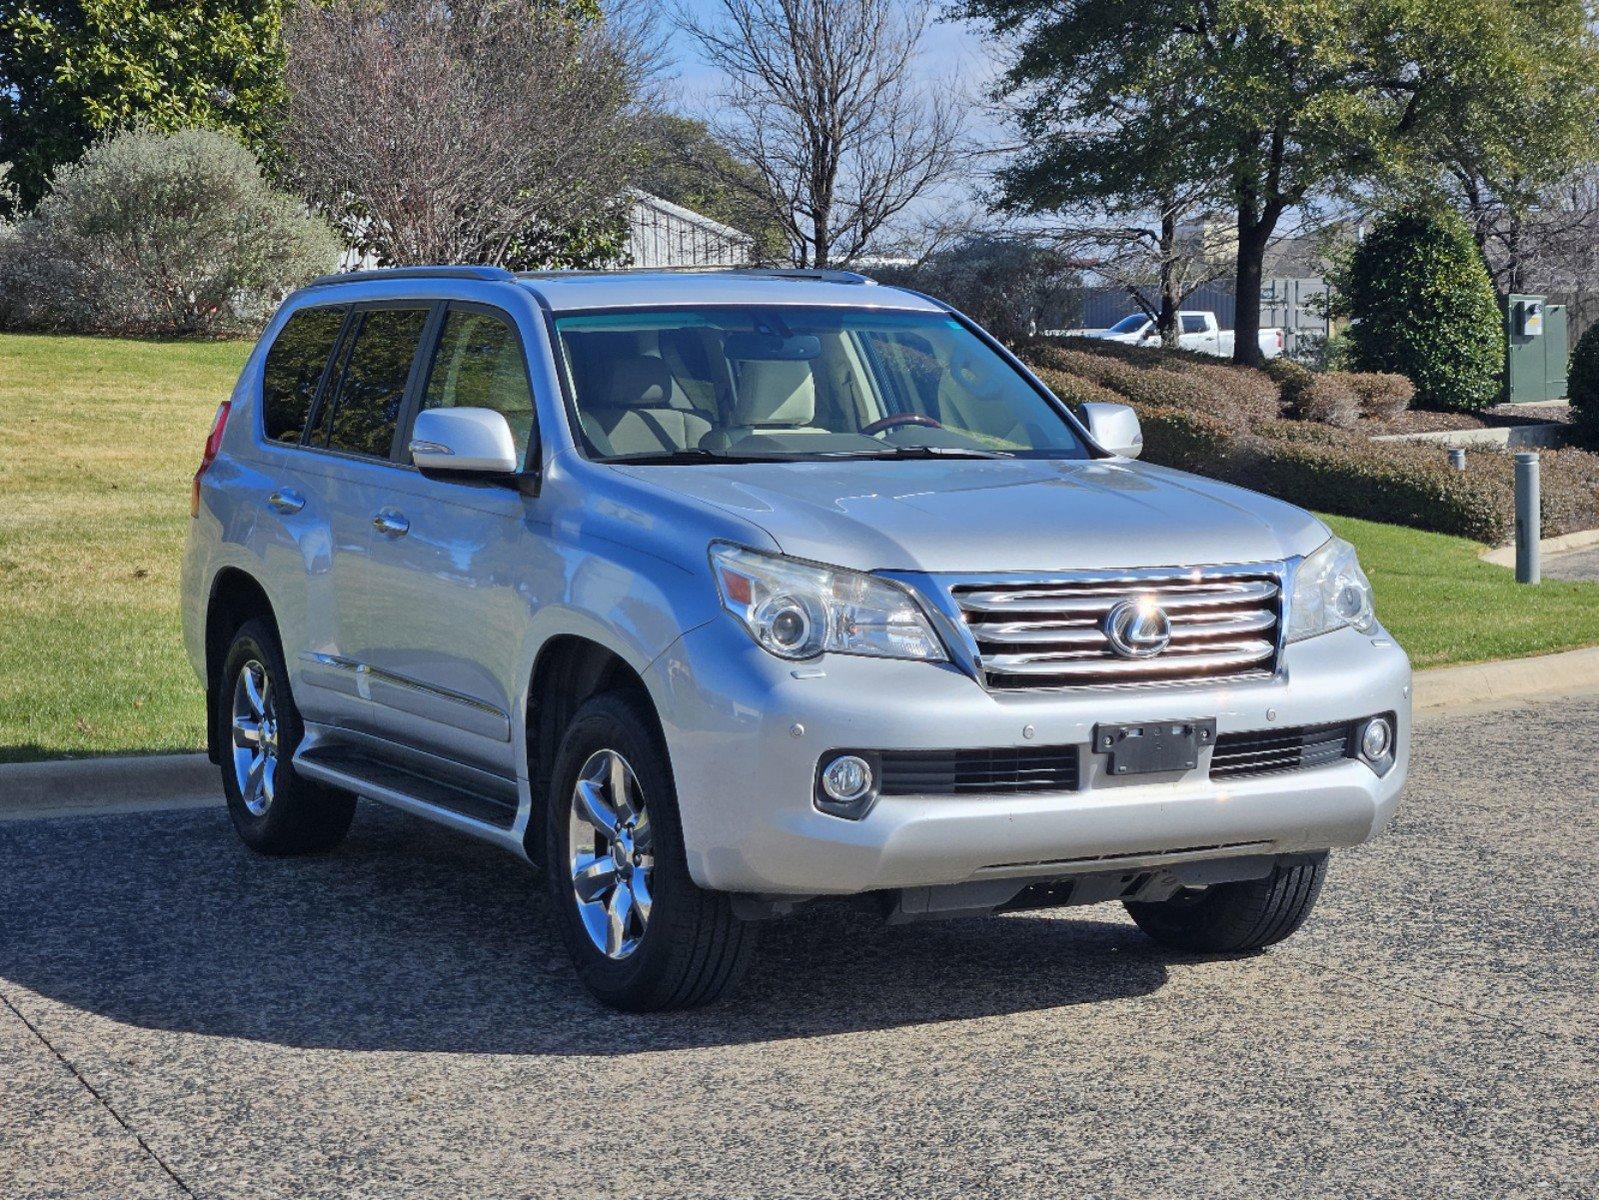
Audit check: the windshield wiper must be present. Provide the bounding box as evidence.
[608,445,1015,465]
[873,445,1014,459]
[608,448,788,465]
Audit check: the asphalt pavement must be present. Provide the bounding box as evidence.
[2,695,1596,1199]
[1546,545,1599,583]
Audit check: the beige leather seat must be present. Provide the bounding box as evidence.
[702,359,831,451]
[582,356,712,456]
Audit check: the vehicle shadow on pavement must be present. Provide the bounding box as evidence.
[0,802,1171,1054]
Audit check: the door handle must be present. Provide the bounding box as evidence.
[267,489,306,515]
[372,510,410,537]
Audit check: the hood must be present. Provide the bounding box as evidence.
[612,457,1329,574]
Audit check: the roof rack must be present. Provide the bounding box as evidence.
[735,267,876,285]
[514,266,877,285]
[305,265,516,288]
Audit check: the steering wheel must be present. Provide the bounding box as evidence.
[860,413,943,436]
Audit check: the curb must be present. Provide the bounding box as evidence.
[1372,421,1570,451]
[1480,528,1599,568]
[1411,645,1599,714]
[4,647,1599,819]
[0,753,216,820]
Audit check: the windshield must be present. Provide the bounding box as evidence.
[1105,314,1149,334]
[553,306,1090,464]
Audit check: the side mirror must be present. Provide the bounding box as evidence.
[1080,402,1144,459]
[409,408,519,476]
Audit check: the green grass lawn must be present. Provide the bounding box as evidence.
[1322,513,1599,669]
[0,334,249,762]
[0,331,1596,762]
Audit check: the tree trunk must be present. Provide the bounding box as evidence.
[1158,206,1181,349]
[1232,214,1274,368]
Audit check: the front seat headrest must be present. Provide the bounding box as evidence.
[599,355,674,409]
[733,359,816,426]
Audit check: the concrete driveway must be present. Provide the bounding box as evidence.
[2,695,1596,1199]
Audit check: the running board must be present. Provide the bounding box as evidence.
[294,744,519,831]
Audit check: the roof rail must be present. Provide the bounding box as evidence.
[514,265,877,285]
[730,267,875,285]
[305,265,516,288]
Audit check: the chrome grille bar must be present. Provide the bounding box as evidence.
[951,567,1284,690]
[958,578,1279,616]
[971,609,1276,648]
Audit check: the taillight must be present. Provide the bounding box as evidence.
[192,401,231,518]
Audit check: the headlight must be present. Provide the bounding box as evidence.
[710,544,947,662]
[1286,537,1377,642]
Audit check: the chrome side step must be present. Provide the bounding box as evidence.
[293,744,526,853]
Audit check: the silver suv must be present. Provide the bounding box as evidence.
[183,266,1410,1010]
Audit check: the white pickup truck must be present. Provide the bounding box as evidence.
[1077,311,1284,359]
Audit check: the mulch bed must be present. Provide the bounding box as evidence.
[1363,402,1575,436]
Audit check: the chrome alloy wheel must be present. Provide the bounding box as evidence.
[568,748,654,960]
[230,659,280,817]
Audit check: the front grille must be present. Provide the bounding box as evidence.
[952,568,1282,690]
[877,745,1080,796]
[1210,722,1353,779]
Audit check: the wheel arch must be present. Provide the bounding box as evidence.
[204,568,280,764]
[523,633,667,860]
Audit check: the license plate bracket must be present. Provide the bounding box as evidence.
[1094,718,1218,776]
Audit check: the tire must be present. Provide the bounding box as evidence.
[544,689,753,1010]
[216,618,356,855]
[1124,854,1328,953]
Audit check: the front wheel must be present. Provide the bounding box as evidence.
[544,690,753,1010]
[1124,854,1327,953]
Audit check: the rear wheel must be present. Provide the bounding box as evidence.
[544,690,753,1010]
[217,619,355,855]
[1124,855,1328,953]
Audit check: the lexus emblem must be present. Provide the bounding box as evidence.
[1104,597,1173,659]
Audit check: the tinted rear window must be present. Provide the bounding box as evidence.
[262,306,346,443]
[317,308,430,459]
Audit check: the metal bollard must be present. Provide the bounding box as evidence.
[1515,452,1540,584]
[1447,448,1467,471]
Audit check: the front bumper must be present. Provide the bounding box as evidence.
[646,617,1411,895]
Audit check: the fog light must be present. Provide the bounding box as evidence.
[1359,716,1392,763]
[821,755,874,803]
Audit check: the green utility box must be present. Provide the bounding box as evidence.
[1504,294,1568,403]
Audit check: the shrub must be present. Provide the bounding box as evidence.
[1234,431,1514,543]
[1030,338,1282,423]
[0,127,340,337]
[1024,341,1599,545]
[1343,372,1415,422]
[1280,370,1359,428]
[1129,404,1240,473]
[1568,320,1599,438]
[1032,367,1125,412]
[1335,202,1504,411]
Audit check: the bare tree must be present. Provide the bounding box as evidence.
[1509,168,1599,339]
[1046,186,1235,347]
[280,0,659,267]
[674,0,965,268]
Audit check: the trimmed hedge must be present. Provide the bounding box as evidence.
[1279,368,1359,428]
[1344,372,1415,422]
[1026,337,1599,544]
